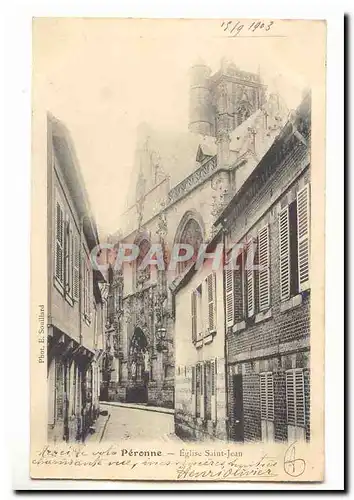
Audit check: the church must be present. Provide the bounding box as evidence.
[102,58,288,410]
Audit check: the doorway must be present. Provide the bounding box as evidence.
[128,327,149,404]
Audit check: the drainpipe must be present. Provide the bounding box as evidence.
[222,221,230,441]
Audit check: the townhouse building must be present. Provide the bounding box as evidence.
[172,233,229,441]
[47,113,105,442]
[215,92,311,443]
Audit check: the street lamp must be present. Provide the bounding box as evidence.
[155,326,173,353]
[157,327,167,339]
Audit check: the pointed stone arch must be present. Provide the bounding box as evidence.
[236,100,254,126]
[130,326,148,355]
[133,230,152,286]
[173,210,205,274]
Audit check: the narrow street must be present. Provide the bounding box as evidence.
[98,403,182,443]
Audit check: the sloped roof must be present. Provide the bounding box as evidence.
[48,112,100,250]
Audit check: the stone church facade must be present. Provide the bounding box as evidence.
[103,59,288,408]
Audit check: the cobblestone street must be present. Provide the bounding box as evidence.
[98,403,182,443]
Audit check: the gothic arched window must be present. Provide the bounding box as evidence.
[237,102,252,126]
[136,238,151,287]
[178,219,204,274]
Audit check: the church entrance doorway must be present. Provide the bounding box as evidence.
[127,327,150,404]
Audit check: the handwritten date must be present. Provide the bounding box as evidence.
[221,20,274,37]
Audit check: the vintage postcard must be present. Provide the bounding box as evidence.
[31,18,326,482]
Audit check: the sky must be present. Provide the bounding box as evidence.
[33,18,324,237]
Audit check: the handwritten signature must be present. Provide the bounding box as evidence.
[221,20,274,37]
[283,441,306,477]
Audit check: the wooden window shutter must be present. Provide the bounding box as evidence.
[258,224,270,311]
[295,369,305,426]
[83,257,88,316]
[234,250,244,323]
[64,218,69,290]
[65,219,74,296]
[211,361,215,396]
[246,239,255,317]
[55,197,64,285]
[191,365,197,416]
[88,262,92,317]
[267,373,275,421]
[279,206,291,301]
[297,184,310,291]
[73,235,80,301]
[191,291,197,342]
[260,372,274,421]
[69,225,74,295]
[286,370,296,426]
[225,269,234,327]
[286,369,305,427]
[260,373,267,420]
[200,362,205,419]
[207,273,216,332]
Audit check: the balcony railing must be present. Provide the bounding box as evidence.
[167,156,217,205]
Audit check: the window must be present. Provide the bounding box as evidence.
[279,206,291,300]
[178,218,204,274]
[234,251,245,323]
[297,185,310,291]
[206,273,216,332]
[73,235,80,301]
[286,369,306,441]
[196,285,203,337]
[54,191,80,305]
[246,238,256,317]
[136,239,151,288]
[191,273,217,343]
[191,365,196,416]
[258,225,270,311]
[225,249,245,327]
[260,372,275,442]
[225,269,234,327]
[203,361,216,422]
[55,196,64,287]
[195,364,202,418]
[279,184,310,301]
[191,360,217,422]
[205,363,211,420]
[83,254,92,322]
[64,217,74,299]
[200,362,205,419]
[225,230,271,326]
